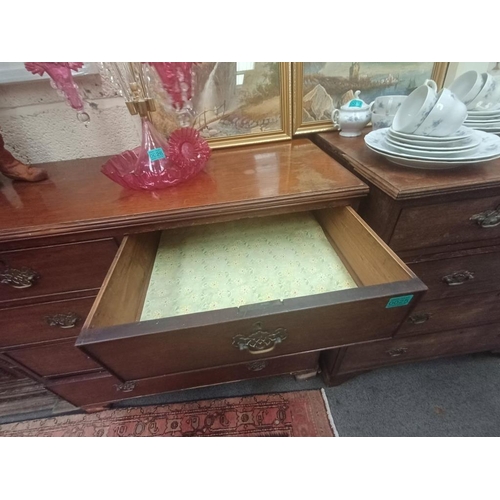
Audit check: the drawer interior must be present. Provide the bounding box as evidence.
[86,206,415,331]
[141,212,358,320]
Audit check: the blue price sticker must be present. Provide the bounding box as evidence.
[386,295,414,308]
[148,148,166,162]
[348,100,363,108]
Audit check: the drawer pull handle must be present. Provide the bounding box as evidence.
[387,347,408,357]
[247,360,268,371]
[45,312,81,329]
[114,381,136,393]
[442,270,475,286]
[232,321,287,355]
[470,206,500,228]
[0,261,39,289]
[408,312,430,325]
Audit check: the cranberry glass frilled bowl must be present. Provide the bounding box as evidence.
[101,125,211,191]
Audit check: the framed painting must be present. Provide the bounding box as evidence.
[151,62,292,149]
[292,62,450,134]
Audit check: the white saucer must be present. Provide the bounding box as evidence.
[388,126,473,143]
[365,128,500,168]
[385,136,480,158]
[385,134,480,151]
[386,131,479,150]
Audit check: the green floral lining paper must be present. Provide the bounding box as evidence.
[141,212,357,321]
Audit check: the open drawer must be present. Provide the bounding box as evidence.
[76,207,427,382]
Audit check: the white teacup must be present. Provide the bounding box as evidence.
[371,112,395,130]
[392,80,438,134]
[466,73,500,110]
[448,70,485,106]
[414,88,467,137]
[369,95,407,116]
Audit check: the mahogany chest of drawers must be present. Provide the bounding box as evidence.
[313,132,500,385]
[0,139,426,411]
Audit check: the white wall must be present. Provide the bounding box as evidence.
[0,65,141,164]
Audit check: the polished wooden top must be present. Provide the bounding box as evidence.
[0,139,367,243]
[314,131,500,200]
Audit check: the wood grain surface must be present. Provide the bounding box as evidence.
[0,239,117,306]
[313,131,500,200]
[334,322,500,374]
[0,296,96,349]
[0,139,368,244]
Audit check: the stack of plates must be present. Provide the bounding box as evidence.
[364,127,500,169]
[464,106,500,134]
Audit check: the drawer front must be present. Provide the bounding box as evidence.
[336,323,500,375]
[397,291,500,338]
[48,352,320,408]
[79,292,420,381]
[408,247,500,302]
[7,339,101,378]
[0,239,117,305]
[0,296,95,348]
[390,195,500,252]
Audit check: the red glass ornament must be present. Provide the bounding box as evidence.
[101,119,210,190]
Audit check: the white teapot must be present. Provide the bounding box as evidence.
[332,91,372,137]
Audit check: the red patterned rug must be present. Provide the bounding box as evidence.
[0,390,336,437]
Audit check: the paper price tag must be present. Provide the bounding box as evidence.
[148,148,166,161]
[386,295,414,308]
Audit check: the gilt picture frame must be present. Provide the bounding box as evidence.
[151,62,292,150]
[292,62,450,135]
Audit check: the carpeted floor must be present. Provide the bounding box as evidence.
[2,353,499,436]
[112,352,500,437]
[0,390,334,437]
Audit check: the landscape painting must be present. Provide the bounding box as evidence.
[152,62,292,149]
[293,62,448,134]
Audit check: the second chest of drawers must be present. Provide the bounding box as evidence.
[314,131,500,385]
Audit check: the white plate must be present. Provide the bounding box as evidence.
[466,116,500,122]
[464,122,500,129]
[383,152,500,169]
[388,126,473,142]
[467,106,500,116]
[464,118,500,125]
[386,134,480,151]
[365,128,500,164]
[385,135,481,159]
[386,132,479,150]
[464,124,500,132]
[464,123,500,129]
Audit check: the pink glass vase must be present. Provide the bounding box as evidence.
[24,63,89,122]
[101,118,211,190]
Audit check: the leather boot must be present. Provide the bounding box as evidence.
[0,133,48,182]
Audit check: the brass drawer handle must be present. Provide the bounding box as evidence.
[387,347,408,357]
[232,321,287,355]
[247,360,268,371]
[408,312,431,325]
[442,270,475,286]
[0,261,39,289]
[45,312,81,329]
[114,381,136,393]
[470,206,500,228]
